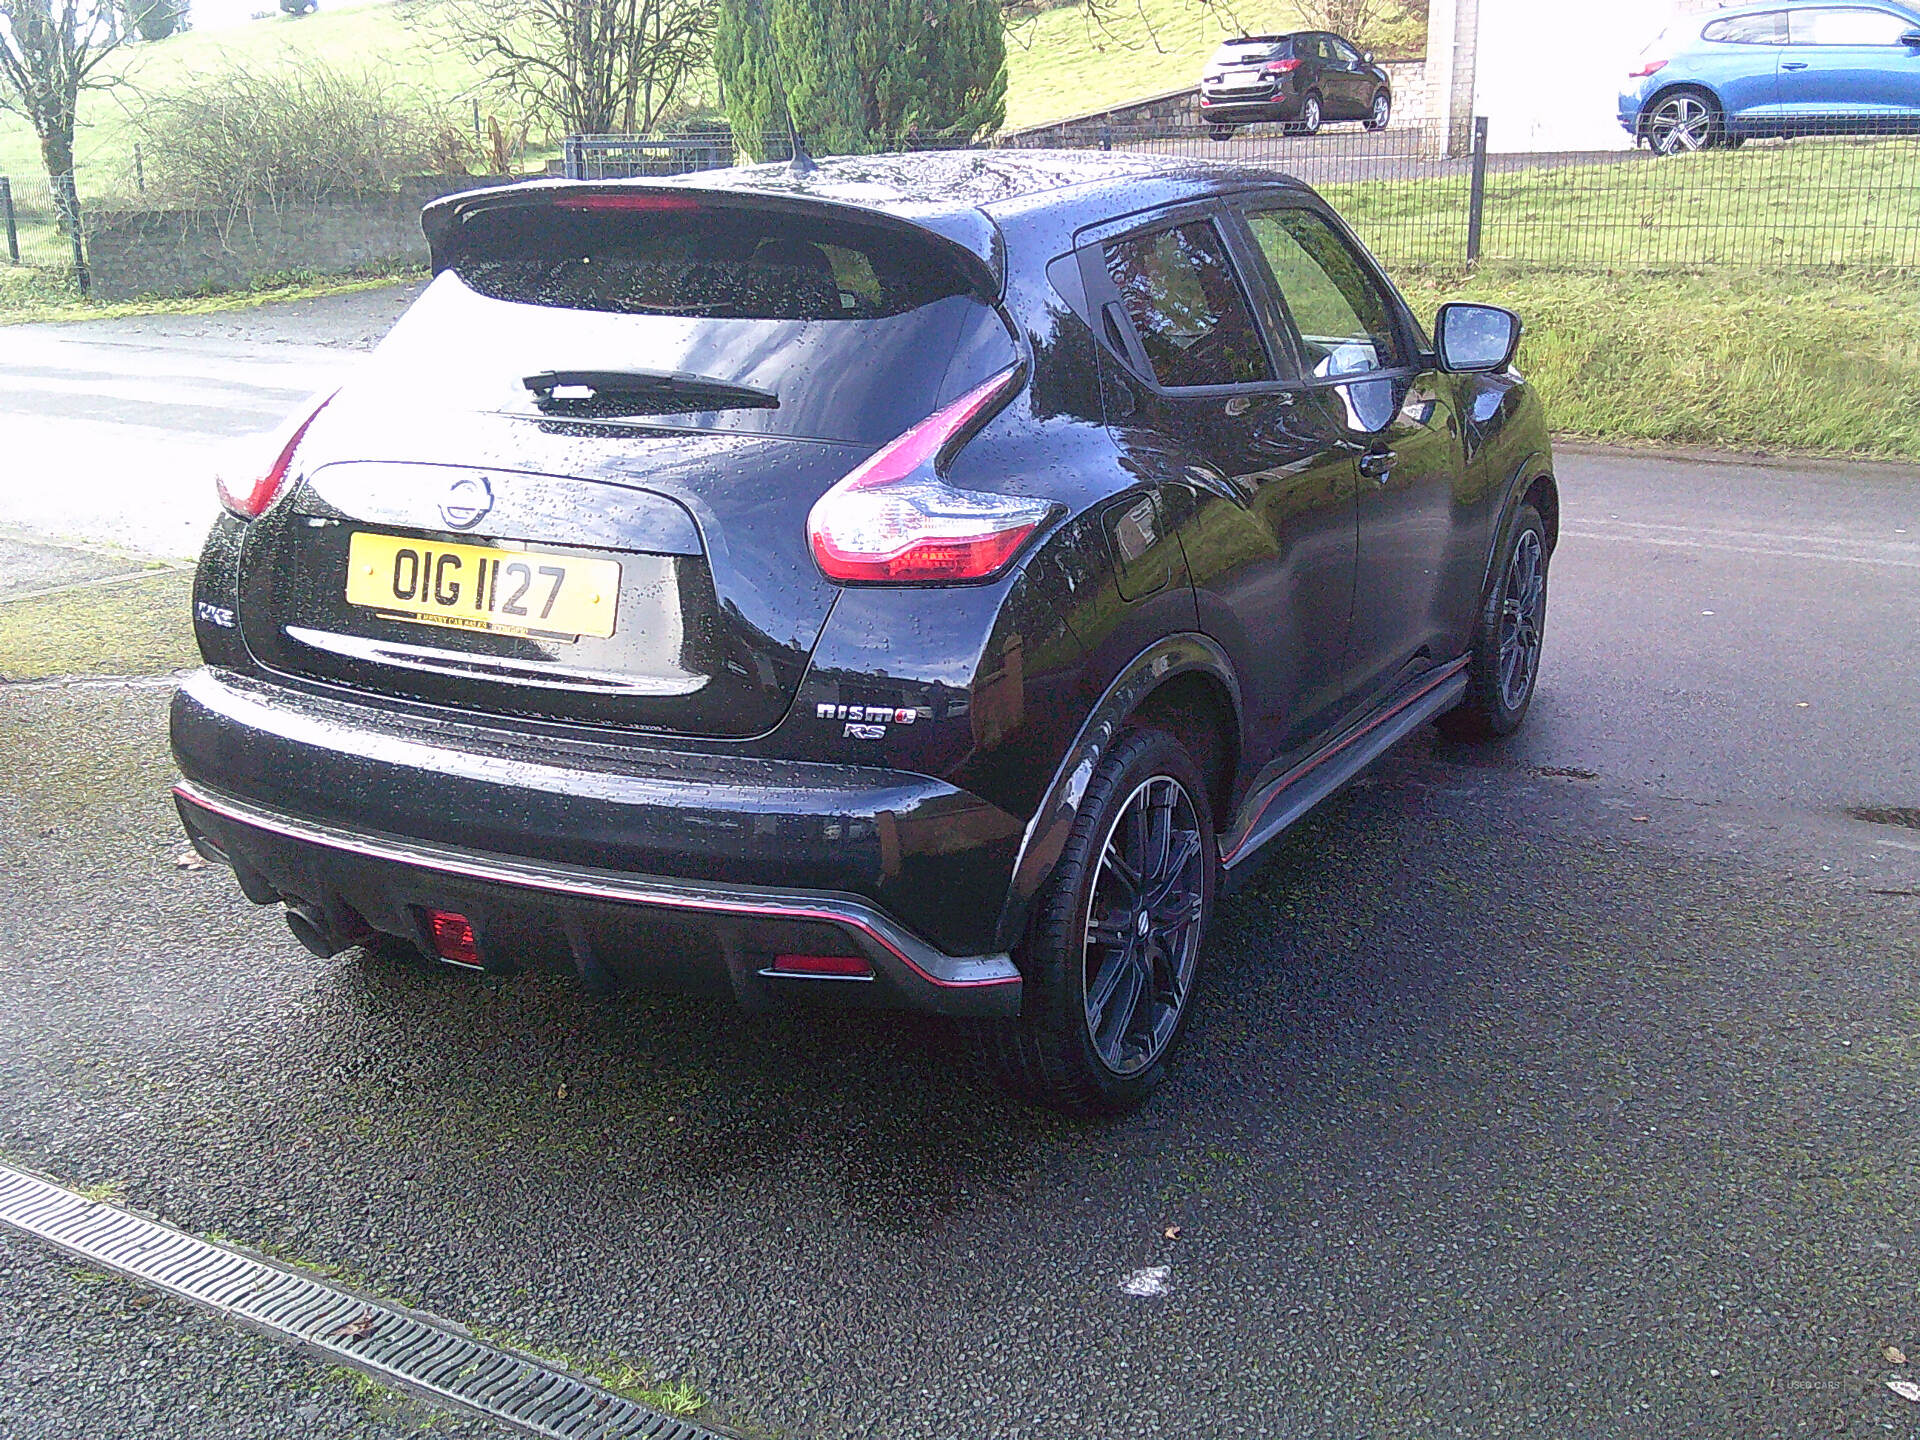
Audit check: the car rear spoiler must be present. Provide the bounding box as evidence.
[419,178,1007,302]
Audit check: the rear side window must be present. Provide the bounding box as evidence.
[1102,221,1272,389]
[1703,11,1788,42]
[1245,208,1405,379]
[1788,6,1912,43]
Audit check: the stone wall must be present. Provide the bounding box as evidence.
[83,176,518,303]
[1003,61,1427,146]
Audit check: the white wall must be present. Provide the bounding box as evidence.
[1464,0,1714,151]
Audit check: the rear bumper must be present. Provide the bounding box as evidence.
[175,780,1022,1016]
[169,667,1026,1015]
[1198,93,1302,123]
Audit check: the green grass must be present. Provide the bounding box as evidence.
[1323,140,1920,272]
[0,263,420,323]
[0,570,197,680]
[1401,266,1920,459]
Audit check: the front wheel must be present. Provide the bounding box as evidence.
[1364,90,1392,132]
[1439,502,1550,741]
[971,727,1217,1116]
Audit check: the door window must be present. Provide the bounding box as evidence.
[1703,11,1789,43]
[1244,209,1405,380]
[1788,7,1913,43]
[1330,37,1364,63]
[1101,221,1273,388]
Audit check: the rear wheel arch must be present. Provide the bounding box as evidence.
[1640,83,1725,140]
[996,633,1243,952]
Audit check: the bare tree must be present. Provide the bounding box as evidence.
[1292,0,1392,45]
[422,0,716,138]
[0,0,133,287]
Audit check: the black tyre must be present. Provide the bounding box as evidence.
[1208,123,1237,142]
[1364,89,1392,132]
[1289,92,1323,137]
[1644,88,1722,154]
[1439,502,1549,741]
[972,727,1216,1116]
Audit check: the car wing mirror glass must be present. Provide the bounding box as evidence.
[1435,302,1521,373]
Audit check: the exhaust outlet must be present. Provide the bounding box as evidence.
[283,902,351,959]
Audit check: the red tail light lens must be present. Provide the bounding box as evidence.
[806,367,1057,585]
[554,193,703,212]
[1264,57,1302,75]
[426,910,481,967]
[214,392,334,520]
[1628,59,1668,78]
[772,954,873,978]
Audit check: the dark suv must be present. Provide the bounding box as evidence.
[1199,32,1395,139]
[172,151,1555,1115]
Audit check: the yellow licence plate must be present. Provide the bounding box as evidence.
[345,532,621,640]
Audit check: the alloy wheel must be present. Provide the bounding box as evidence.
[1497,530,1546,712]
[1082,775,1206,1077]
[1648,94,1713,153]
[1370,93,1391,130]
[1300,95,1322,135]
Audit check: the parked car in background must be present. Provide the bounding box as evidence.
[1621,0,1920,152]
[171,151,1553,1116]
[1200,32,1395,139]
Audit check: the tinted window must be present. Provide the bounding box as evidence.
[1212,38,1288,64]
[1102,221,1272,388]
[448,203,965,320]
[370,201,1016,444]
[1330,37,1363,62]
[1703,11,1789,42]
[1245,209,1404,379]
[1789,6,1913,42]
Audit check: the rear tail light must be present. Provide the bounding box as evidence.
[1628,59,1668,77]
[806,366,1057,585]
[1263,58,1302,75]
[214,391,334,520]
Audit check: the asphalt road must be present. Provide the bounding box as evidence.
[3,293,1919,1439]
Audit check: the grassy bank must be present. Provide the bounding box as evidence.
[1403,267,1920,461]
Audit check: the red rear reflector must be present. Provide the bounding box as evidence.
[554,193,703,212]
[427,911,481,967]
[772,954,874,978]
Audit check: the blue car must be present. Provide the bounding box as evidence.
[1619,1,1920,152]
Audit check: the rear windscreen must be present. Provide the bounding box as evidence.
[359,199,1019,446]
[1211,38,1289,64]
[449,201,971,321]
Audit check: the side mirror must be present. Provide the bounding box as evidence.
[1363,50,1375,63]
[1435,302,1521,373]
[1902,28,1920,45]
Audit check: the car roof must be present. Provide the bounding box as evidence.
[673,148,1311,220]
[1702,0,1919,15]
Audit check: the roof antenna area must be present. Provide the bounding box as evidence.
[751,0,816,176]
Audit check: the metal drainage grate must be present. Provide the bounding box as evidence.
[0,1160,726,1440]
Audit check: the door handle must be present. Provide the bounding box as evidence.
[1782,61,1809,70]
[1358,448,1396,481]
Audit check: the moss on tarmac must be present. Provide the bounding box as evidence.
[0,570,198,682]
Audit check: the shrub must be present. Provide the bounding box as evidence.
[132,61,446,212]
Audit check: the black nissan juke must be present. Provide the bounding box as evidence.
[172,151,1556,1115]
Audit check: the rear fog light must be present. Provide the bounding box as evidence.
[427,910,482,967]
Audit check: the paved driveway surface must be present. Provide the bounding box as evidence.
[1,291,1918,1439]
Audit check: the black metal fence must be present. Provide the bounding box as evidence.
[565,114,1920,273]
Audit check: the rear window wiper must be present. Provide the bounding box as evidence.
[521,369,779,415]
